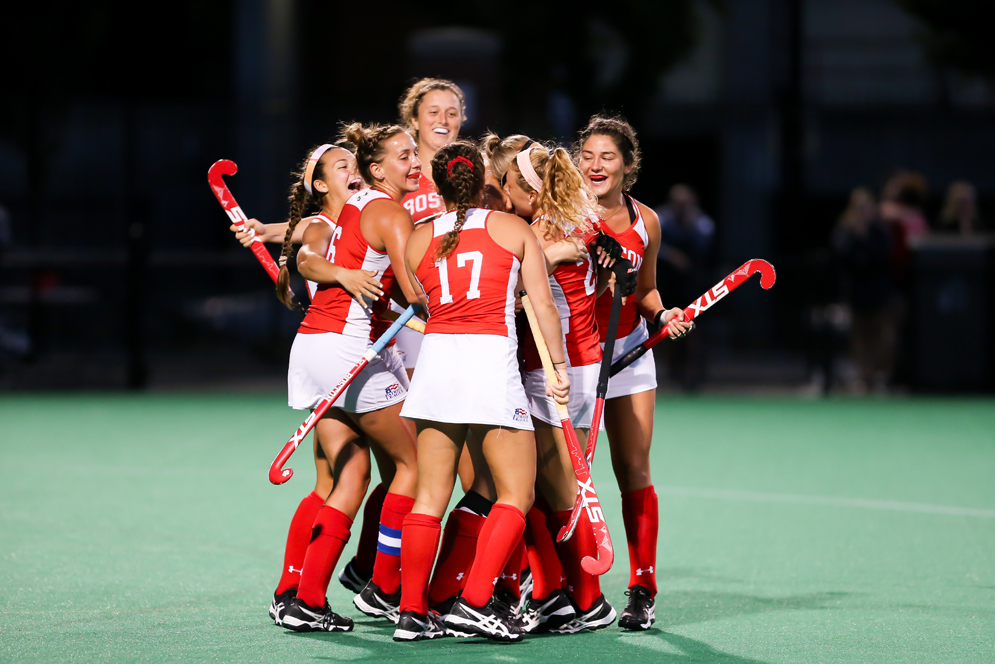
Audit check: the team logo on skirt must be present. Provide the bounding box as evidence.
[384,383,403,399]
[513,407,530,423]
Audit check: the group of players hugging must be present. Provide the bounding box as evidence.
[229,78,693,642]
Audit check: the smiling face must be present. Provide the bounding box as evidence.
[503,164,537,218]
[371,132,422,195]
[414,89,463,153]
[311,148,363,203]
[579,133,630,200]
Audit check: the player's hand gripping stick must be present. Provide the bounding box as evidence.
[610,258,776,377]
[520,291,614,576]
[269,305,421,485]
[208,160,282,281]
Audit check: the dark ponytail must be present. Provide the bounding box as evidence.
[432,140,485,260]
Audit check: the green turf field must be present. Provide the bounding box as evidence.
[1,394,994,663]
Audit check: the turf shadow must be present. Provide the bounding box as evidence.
[657,589,850,629]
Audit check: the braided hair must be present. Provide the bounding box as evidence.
[276,146,331,310]
[432,140,485,261]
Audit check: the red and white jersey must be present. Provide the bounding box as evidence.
[416,208,520,337]
[594,193,650,341]
[522,220,603,371]
[299,189,397,340]
[304,212,338,301]
[401,174,445,224]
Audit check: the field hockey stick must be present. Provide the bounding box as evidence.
[520,291,614,576]
[208,160,282,280]
[584,284,624,468]
[268,304,421,485]
[610,258,776,377]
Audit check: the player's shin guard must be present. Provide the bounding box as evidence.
[276,491,325,595]
[399,513,442,615]
[372,493,414,595]
[621,485,658,596]
[524,505,564,601]
[353,483,388,576]
[555,509,600,612]
[494,534,527,601]
[295,506,353,608]
[427,491,491,607]
[462,504,526,608]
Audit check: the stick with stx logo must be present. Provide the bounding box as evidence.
[520,291,614,576]
[269,304,421,485]
[610,258,776,377]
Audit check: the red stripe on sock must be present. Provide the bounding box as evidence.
[462,504,526,608]
[524,505,564,601]
[555,509,601,612]
[352,483,387,576]
[428,508,485,607]
[275,491,324,595]
[622,485,658,596]
[399,512,442,615]
[295,506,353,608]
[371,492,414,595]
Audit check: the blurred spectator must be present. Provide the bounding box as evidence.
[937,181,983,236]
[654,184,715,391]
[832,187,894,393]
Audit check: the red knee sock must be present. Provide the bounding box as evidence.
[462,504,526,608]
[371,492,414,595]
[495,534,526,600]
[275,491,325,595]
[352,483,387,576]
[427,508,485,607]
[622,485,659,596]
[399,513,442,615]
[524,505,564,601]
[555,509,601,612]
[295,505,353,607]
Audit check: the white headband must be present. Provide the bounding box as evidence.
[516,145,544,192]
[303,144,334,195]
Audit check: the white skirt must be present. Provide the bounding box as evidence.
[400,334,533,431]
[604,319,658,400]
[393,326,423,371]
[525,362,602,430]
[288,331,409,413]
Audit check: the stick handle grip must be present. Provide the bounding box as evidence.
[520,291,569,418]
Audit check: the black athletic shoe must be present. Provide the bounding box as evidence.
[429,595,458,617]
[521,589,576,634]
[338,558,371,595]
[443,597,523,642]
[492,589,525,632]
[393,610,450,642]
[280,597,354,632]
[269,588,296,626]
[618,586,655,631]
[548,594,616,634]
[517,568,533,613]
[353,580,400,623]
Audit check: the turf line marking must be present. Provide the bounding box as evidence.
[655,486,995,518]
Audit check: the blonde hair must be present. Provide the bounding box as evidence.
[508,141,599,238]
[341,122,408,185]
[482,133,530,184]
[398,78,466,143]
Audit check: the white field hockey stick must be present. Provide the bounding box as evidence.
[268,304,421,485]
[520,291,614,576]
[610,258,776,376]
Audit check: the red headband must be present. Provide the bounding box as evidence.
[447,156,474,176]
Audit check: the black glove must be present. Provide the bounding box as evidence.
[611,257,637,298]
[591,232,623,263]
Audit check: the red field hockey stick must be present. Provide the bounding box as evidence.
[269,305,421,485]
[610,258,776,377]
[521,291,613,576]
[584,284,624,468]
[208,159,281,281]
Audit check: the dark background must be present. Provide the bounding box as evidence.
[1,0,993,392]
